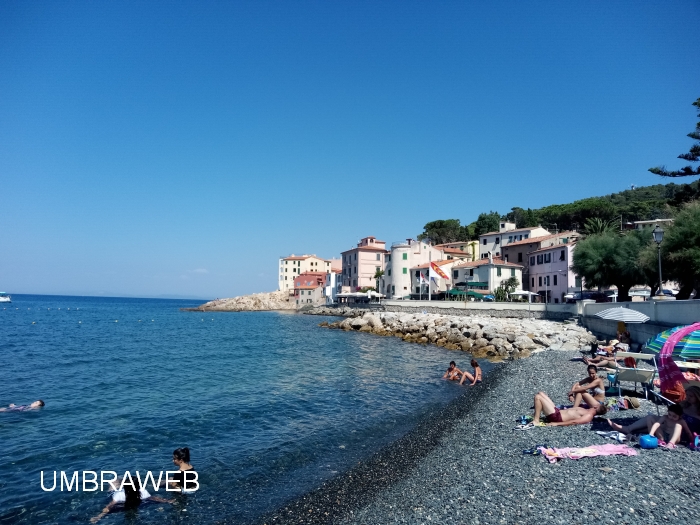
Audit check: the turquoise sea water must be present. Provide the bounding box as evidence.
[0,295,483,524]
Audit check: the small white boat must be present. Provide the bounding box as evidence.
[0,292,11,303]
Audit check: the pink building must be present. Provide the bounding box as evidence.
[528,243,576,303]
[341,236,389,291]
[293,272,327,306]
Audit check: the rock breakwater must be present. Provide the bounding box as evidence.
[314,308,598,359]
[186,291,295,312]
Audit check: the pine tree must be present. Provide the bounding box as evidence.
[650,98,700,177]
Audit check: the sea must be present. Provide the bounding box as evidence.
[0,295,487,524]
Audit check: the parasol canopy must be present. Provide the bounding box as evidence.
[594,307,650,323]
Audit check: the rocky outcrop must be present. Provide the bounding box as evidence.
[188,291,295,312]
[311,308,598,360]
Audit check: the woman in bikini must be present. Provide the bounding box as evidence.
[460,360,482,386]
[568,365,605,408]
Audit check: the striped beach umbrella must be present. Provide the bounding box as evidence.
[645,325,700,360]
[594,307,650,323]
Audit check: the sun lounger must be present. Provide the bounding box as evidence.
[611,367,656,399]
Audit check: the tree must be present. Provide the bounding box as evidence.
[417,219,470,244]
[373,269,384,293]
[472,211,501,237]
[494,277,520,302]
[650,97,700,177]
[571,230,649,302]
[583,217,616,236]
[659,201,700,299]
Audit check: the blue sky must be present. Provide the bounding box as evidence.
[1,1,698,299]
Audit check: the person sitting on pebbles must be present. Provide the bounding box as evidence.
[567,365,605,408]
[608,404,692,447]
[459,359,482,386]
[532,391,607,427]
[443,361,464,382]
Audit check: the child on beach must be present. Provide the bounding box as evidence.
[649,404,686,448]
[460,360,482,386]
[443,361,464,381]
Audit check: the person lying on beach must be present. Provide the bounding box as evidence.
[0,400,44,412]
[533,391,607,427]
[608,404,693,446]
[459,359,482,386]
[443,361,464,381]
[91,476,173,523]
[568,365,605,408]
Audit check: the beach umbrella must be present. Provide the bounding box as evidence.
[594,307,650,323]
[645,324,700,360]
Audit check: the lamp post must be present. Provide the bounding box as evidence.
[652,225,664,297]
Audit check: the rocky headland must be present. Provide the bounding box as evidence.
[186,291,296,312]
[312,307,599,359]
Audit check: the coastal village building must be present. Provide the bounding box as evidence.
[410,260,456,297]
[384,239,446,299]
[631,218,674,231]
[501,230,581,291]
[451,255,524,294]
[293,272,326,306]
[340,236,389,291]
[528,243,577,303]
[433,241,478,262]
[325,269,342,305]
[478,222,550,259]
[279,255,340,292]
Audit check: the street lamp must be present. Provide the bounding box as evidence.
[652,225,664,297]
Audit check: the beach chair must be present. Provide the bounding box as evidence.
[611,367,656,400]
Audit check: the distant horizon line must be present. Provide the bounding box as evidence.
[6,292,212,301]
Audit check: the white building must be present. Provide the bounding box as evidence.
[383,239,443,299]
[528,243,577,303]
[325,269,343,304]
[478,222,550,259]
[409,260,456,297]
[279,254,337,292]
[451,255,524,294]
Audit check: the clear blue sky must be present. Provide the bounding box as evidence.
[1,1,698,299]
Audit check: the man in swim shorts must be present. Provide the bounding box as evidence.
[0,400,44,412]
[533,391,606,427]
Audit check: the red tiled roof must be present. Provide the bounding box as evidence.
[527,242,576,255]
[480,226,547,236]
[295,285,322,290]
[502,231,576,248]
[441,247,470,254]
[452,257,524,269]
[410,260,454,270]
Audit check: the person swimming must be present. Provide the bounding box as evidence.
[0,400,44,412]
[91,475,173,523]
[168,447,197,492]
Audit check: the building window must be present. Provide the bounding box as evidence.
[402,268,407,274]
[416,287,420,294]
[511,268,515,277]
[554,275,558,285]
[546,276,550,286]
[392,285,395,294]
[415,270,420,278]
[469,269,474,276]
[544,253,551,263]
[402,253,408,260]
[483,239,487,245]
[495,238,500,245]
[530,256,535,265]
[497,267,502,277]
[354,254,357,260]
[518,253,523,263]
[524,234,528,239]
[376,254,381,261]
[560,250,566,261]
[388,269,392,276]
[285,276,287,280]
[496,252,500,256]
[532,277,535,287]
[387,255,391,262]
[453,270,458,279]
[538,276,542,286]
[508,236,513,243]
[537,254,543,264]
[519,235,523,240]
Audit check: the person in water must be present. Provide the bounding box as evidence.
[0,400,44,412]
[533,391,607,427]
[167,447,197,492]
[91,476,172,523]
[443,361,464,382]
[567,365,605,408]
[459,360,482,386]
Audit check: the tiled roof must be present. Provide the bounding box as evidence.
[410,260,454,270]
[452,257,524,269]
[480,226,548,237]
[295,272,327,277]
[341,246,390,254]
[527,242,576,255]
[503,231,576,248]
[285,255,312,261]
[295,285,322,290]
[441,247,471,254]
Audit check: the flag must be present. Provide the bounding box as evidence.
[429,262,449,280]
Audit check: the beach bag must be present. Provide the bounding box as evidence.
[639,435,658,449]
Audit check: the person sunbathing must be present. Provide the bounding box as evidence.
[568,365,605,408]
[608,404,693,444]
[533,391,607,427]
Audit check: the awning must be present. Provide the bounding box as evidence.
[465,282,488,287]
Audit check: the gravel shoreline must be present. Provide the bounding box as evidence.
[255,349,700,525]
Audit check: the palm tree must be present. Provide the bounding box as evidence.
[583,217,616,236]
[373,269,385,293]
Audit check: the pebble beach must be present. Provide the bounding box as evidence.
[260,348,700,525]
